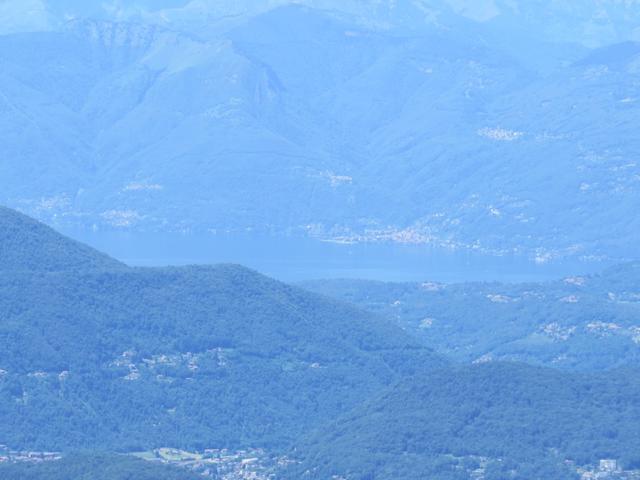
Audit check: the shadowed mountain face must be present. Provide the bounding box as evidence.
[1,1,640,264]
[0,206,442,451]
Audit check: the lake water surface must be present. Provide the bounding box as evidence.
[63,229,614,284]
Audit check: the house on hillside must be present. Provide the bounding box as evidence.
[600,459,620,473]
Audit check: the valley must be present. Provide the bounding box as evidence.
[1,2,640,479]
[302,263,640,371]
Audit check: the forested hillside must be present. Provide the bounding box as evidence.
[3,2,640,479]
[0,207,123,272]
[1,207,640,480]
[286,363,640,480]
[0,453,200,480]
[302,264,640,371]
[0,208,442,452]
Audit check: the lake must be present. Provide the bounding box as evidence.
[61,229,614,283]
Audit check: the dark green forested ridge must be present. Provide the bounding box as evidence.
[0,265,442,452]
[286,362,640,480]
[0,207,443,452]
[0,206,124,272]
[0,453,200,480]
[2,206,640,480]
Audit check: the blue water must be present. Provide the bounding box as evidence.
[61,229,614,283]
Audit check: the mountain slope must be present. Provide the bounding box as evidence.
[286,362,640,480]
[0,453,200,480]
[0,206,123,271]
[2,210,640,479]
[0,207,443,452]
[301,263,640,371]
[1,3,640,264]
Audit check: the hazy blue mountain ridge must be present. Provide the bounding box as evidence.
[1,2,640,263]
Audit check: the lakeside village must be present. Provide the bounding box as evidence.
[2,445,640,480]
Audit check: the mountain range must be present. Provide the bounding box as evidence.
[2,1,640,265]
[3,2,640,479]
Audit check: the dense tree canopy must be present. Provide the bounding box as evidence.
[0,453,199,480]
[1,207,639,479]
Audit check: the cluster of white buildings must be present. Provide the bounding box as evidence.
[578,459,640,480]
[0,446,61,464]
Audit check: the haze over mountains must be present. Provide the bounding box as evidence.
[2,0,640,265]
[2,2,640,479]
